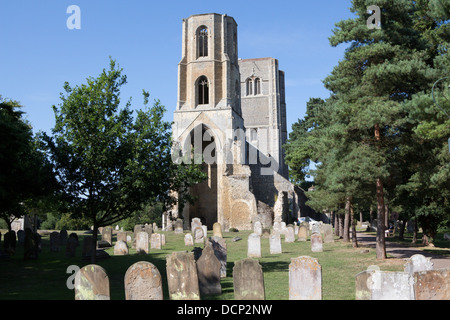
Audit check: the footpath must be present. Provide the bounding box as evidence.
[355,231,450,270]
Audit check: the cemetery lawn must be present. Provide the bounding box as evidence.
[0,230,407,300]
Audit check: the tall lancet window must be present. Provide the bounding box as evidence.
[198,76,209,105]
[254,78,261,95]
[198,26,208,58]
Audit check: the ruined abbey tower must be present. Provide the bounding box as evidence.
[170,13,307,231]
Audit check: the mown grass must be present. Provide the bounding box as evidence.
[0,229,406,300]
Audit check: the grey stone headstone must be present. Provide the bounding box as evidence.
[50,231,60,252]
[174,219,184,234]
[233,258,265,300]
[269,233,282,254]
[311,233,323,252]
[124,261,163,300]
[150,233,162,250]
[413,269,449,300]
[114,240,129,256]
[208,236,227,278]
[184,233,194,246]
[136,231,149,254]
[74,264,110,300]
[404,254,434,276]
[247,233,261,258]
[285,226,295,243]
[297,225,307,241]
[197,245,222,296]
[289,256,322,300]
[194,226,205,244]
[166,251,200,300]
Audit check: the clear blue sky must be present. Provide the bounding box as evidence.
[0,0,355,135]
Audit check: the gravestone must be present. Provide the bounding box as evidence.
[134,224,145,239]
[194,226,205,244]
[150,233,162,250]
[191,218,202,234]
[322,224,334,243]
[285,226,295,243]
[59,229,68,245]
[213,222,223,238]
[24,228,39,260]
[174,219,184,234]
[166,251,200,300]
[209,236,227,278]
[17,230,25,245]
[404,254,434,276]
[311,233,323,252]
[82,236,94,259]
[261,228,270,239]
[136,231,149,254]
[297,225,308,242]
[233,258,265,300]
[247,233,261,258]
[4,230,16,255]
[114,240,129,255]
[269,233,282,254]
[74,264,110,300]
[184,233,194,246]
[66,235,78,257]
[196,245,222,296]
[124,261,163,300]
[161,233,166,246]
[413,269,449,300]
[144,224,153,237]
[50,231,60,252]
[101,227,113,246]
[355,269,415,300]
[117,231,127,243]
[311,223,321,235]
[253,221,262,236]
[289,256,322,300]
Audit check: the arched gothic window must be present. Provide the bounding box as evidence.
[246,78,253,96]
[198,26,208,58]
[198,76,209,105]
[254,78,261,95]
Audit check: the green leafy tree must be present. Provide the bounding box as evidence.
[41,59,205,262]
[0,97,55,231]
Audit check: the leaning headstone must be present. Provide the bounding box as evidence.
[289,256,322,300]
[247,233,261,258]
[114,240,129,256]
[150,233,162,250]
[136,231,149,254]
[404,254,434,276]
[74,264,110,300]
[297,225,308,242]
[50,231,60,252]
[413,269,449,300]
[253,221,262,236]
[174,219,184,234]
[166,251,200,300]
[285,226,295,243]
[184,233,194,246]
[233,258,265,300]
[311,233,323,252]
[194,226,205,244]
[124,261,163,300]
[209,236,227,278]
[269,233,282,254]
[212,222,223,238]
[197,245,222,296]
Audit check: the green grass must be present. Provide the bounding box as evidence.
[0,229,406,300]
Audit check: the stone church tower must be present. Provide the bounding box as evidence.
[171,13,303,231]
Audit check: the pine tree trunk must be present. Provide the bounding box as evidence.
[351,206,358,248]
[375,123,386,260]
[334,212,339,236]
[344,197,351,242]
[91,224,98,264]
[339,213,344,238]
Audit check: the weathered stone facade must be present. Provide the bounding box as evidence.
[171,13,307,231]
